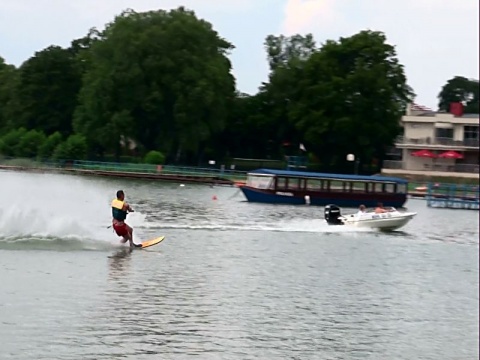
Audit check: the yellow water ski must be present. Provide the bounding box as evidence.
[140,236,166,249]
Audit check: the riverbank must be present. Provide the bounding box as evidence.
[0,164,237,186]
[1,158,477,198]
[0,163,468,201]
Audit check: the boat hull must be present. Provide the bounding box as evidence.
[240,186,407,208]
[340,212,417,231]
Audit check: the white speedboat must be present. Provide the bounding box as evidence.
[324,204,417,231]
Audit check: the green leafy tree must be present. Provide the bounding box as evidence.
[0,128,28,156]
[438,76,479,113]
[38,131,63,159]
[0,57,18,131]
[52,134,87,160]
[17,129,47,158]
[261,34,317,157]
[74,7,235,163]
[280,30,414,172]
[215,35,315,161]
[9,46,82,135]
[144,150,165,164]
[216,92,277,159]
[264,34,316,71]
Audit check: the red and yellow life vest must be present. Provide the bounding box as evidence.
[111,199,127,221]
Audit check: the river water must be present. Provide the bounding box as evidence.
[0,170,478,360]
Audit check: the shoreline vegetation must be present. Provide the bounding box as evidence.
[1,7,477,176]
[1,158,478,196]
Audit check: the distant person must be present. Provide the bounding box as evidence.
[111,190,141,248]
[357,204,366,216]
[374,202,388,213]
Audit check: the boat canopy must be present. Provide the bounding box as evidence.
[248,168,408,184]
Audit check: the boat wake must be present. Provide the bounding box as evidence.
[136,218,374,234]
[0,171,140,251]
[0,207,151,251]
[0,235,117,251]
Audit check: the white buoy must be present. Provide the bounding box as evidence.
[305,195,310,205]
[180,184,185,187]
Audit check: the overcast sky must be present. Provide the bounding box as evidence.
[1,0,478,110]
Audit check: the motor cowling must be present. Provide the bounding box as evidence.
[324,204,343,225]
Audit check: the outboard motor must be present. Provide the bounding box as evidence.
[324,204,344,225]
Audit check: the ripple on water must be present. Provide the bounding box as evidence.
[0,173,478,359]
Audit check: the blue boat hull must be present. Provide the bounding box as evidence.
[239,186,407,208]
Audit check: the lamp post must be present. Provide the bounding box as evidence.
[347,154,360,175]
[208,160,215,173]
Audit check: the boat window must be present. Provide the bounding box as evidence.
[330,180,343,192]
[299,178,306,191]
[397,184,407,194]
[324,180,330,191]
[306,179,322,190]
[367,183,376,193]
[385,183,395,193]
[287,178,300,190]
[246,175,274,189]
[276,177,287,189]
[352,182,366,192]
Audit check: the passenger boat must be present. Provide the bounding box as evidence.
[239,168,409,208]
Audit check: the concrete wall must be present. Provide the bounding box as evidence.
[404,122,434,139]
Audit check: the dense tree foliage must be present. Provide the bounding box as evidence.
[1,6,465,173]
[5,46,82,135]
[73,7,235,163]
[438,76,479,114]
[0,57,17,130]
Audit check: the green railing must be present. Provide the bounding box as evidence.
[71,160,248,181]
[72,160,157,173]
[2,157,476,190]
[0,157,249,182]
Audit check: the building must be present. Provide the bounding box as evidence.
[383,102,479,178]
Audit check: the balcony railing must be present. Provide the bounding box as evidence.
[383,160,480,174]
[395,136,479,148]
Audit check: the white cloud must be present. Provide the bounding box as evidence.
[282,0,338,35]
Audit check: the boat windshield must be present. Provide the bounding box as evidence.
[246,175,274,189]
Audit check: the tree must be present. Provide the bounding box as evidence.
[144,150,165,164]
[0,57,18,131]
[17,129,47,158]
[0,128,27,156]
[264,34,316,71]
[73,7,236,163]
[52,134,87,160]
[258,34,317,158]
[216,92,273,159]
[38,131,63,159]
[8,46,82,135]
[438,76,479,114]
[282,30,414,172]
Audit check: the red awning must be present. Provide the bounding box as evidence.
[411,149,437,158]
[438,150,464,159]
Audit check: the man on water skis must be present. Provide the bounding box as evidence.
[111,190,141,248]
